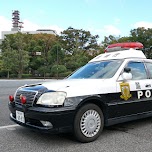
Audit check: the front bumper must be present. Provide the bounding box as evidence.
[9,102,76,133]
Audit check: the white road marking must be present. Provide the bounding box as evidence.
[0,124,19,130]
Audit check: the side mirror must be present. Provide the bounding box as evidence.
[121,72,132,81]
[118,67,132,81]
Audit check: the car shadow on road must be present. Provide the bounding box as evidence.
[11,116,152,145]
[105,117,152,132]
[13,126,78,144]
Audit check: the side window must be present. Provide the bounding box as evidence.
[145,62,152,79]
[126,61,147,80]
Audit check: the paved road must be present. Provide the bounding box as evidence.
[1,79,152,152]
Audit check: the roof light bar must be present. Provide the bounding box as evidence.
[105,42,144,52]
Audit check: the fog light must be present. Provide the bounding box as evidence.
[40,121,53,128]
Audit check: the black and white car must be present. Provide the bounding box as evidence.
[9,42,152,142]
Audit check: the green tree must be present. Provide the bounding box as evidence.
[60,27,100,73]
[130,27,152,47]
[51,64,67,78]
[0,58,2,71]
[63,51,89,73]
[130,27,152,58]
[102,35,131,48]
[28,34,57,77]
[0,38,16,78]
[1,33,29,78]
[50,43,64,65]
[0,56,4,76]
[60,27,99,55]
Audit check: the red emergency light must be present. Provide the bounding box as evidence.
[21,96,26,104]
[9,95,14,102]
[105,42,144,52]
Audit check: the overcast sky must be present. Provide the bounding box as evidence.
[0,0,152,42]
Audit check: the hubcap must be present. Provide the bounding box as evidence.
[80,109,101,138]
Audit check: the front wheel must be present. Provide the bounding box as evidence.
[74,103,104,143]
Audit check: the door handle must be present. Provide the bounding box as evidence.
[145,84,151,88]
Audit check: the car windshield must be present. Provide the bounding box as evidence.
[68,60,123,79]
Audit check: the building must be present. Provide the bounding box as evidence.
[1,10,56,39]
[1,29,56,39]
[0,10,57,55]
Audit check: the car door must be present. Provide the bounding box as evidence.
[116,60,152,117]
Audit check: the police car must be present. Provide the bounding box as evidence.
[8,42,152,143]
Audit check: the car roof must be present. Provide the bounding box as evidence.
[89,49,146,63]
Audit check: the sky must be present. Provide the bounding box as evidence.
[0,0,152,42]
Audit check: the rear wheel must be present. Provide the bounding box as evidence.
[74,103,104,142]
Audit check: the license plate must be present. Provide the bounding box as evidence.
[16,110,25,123]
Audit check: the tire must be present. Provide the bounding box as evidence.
[74,103,104,143]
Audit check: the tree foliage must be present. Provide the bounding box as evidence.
[102,35,131,48]
[59,27,100,72]
[60,27,99,55]
[51,64,67,78]
[130,27,152,47]
[1,33,29,78]
[27,33,57,77]
[0,57,3,71]
[129,28,152,58]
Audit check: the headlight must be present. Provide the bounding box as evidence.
[37,92,67,106]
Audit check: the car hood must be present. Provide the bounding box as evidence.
[42,79,116,98]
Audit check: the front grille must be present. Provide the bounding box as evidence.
[15,90,37,106]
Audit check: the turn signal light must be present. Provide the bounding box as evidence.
[9,95,14,102]
[21,96,26,104]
